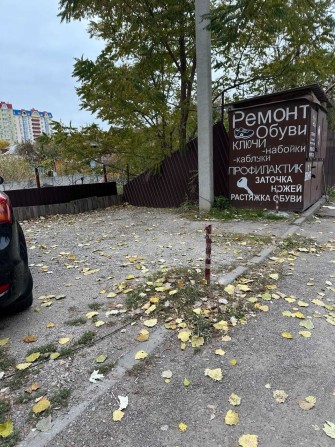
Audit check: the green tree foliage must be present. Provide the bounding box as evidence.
[15,135,58,172]
[58,0,335,166]
[210,0,335,99]
[59,0,197,154]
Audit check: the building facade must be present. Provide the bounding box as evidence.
[0,102,17,143]
[0,101,52,144]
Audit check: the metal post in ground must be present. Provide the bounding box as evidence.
[205,224,212,284]
[35,167,41,188]
[103,164,107,183]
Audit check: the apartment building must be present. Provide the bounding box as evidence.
[0,101,52,144]
[0,102,17,143]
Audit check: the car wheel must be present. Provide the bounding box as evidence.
[6,272,33,314]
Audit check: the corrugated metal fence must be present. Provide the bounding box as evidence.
[7,182,120,221]
[123,122,229,207]
[325,129,335,188]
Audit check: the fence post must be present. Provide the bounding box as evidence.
[205,224,212,284]
[35,167,41,188]
[103,164,107,183]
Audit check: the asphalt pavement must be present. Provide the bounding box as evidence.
[15,199,335,447]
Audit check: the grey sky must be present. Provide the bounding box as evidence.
[0,0,106,129]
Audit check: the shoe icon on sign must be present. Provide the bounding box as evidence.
[234,128,254,139]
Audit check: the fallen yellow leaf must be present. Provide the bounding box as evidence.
[225,410,239,426]
[273,389,288,403]
[297,300,309,307]
[323,421,335,439]
[162,370,172,379]
[178,330,191,342]
[135,350,148,360]
[299,330,311,338]
[25,383,41,394]
[183,378,190,387]
[213,320,228,331]
[23,335,38,343]
[224,284,235,295]
[112,410,124,421]
[16,363,31,370]
[0,420,13,438]
[0,338,9,347]
[269,273,279,280]
[215,348,225,356]
[237,284,251,292]
[32,398,50,414]
[86,311,99,319]
[143,318,157,327]
[25,353,40,363]
[191,335,204,348]
[204,368,223,381]
[239,434,258,447]
[255,303,269,312]
[299,399,315,410]
[58,338,70,345]
[281,331,293,339]
[178,422,188,432]
[96,355,107,363]
[136,329,150,342]
[229,393,241,406]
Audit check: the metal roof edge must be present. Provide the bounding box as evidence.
[224,84,332,109]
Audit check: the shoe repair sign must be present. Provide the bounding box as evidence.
[228,98,323,211]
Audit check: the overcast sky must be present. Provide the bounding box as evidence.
[0,0,107,129]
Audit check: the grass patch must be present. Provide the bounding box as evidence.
[125,267,250,339]
[94,361,116,375]
[88,302,104,311]
[0,398,20,447]
[126,354,158,377]
[58,346,75,358]
[50,387,71,409]
[325,186,335,202]
[0,348,15,371]
[15,389,45,405]
[75,331,96,346]
[213,232,274,247]
[65,317,87,326]
[27,343,57,357]
[281,234,318,251]
[179,195,291,222]
[0,431,20,447]
[0,400,11,422]
[30,388,71,420]
[8,370,32,391]
[209,206,288,221]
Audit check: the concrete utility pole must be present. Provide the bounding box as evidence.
[195,0,213,212]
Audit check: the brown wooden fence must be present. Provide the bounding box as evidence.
[123,122,229,207]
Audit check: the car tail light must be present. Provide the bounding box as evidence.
[0,283,10,294]
[0,193,12,223]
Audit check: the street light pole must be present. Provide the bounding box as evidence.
[195,0,213,212]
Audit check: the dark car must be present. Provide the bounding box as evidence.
[0,181,33,314]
